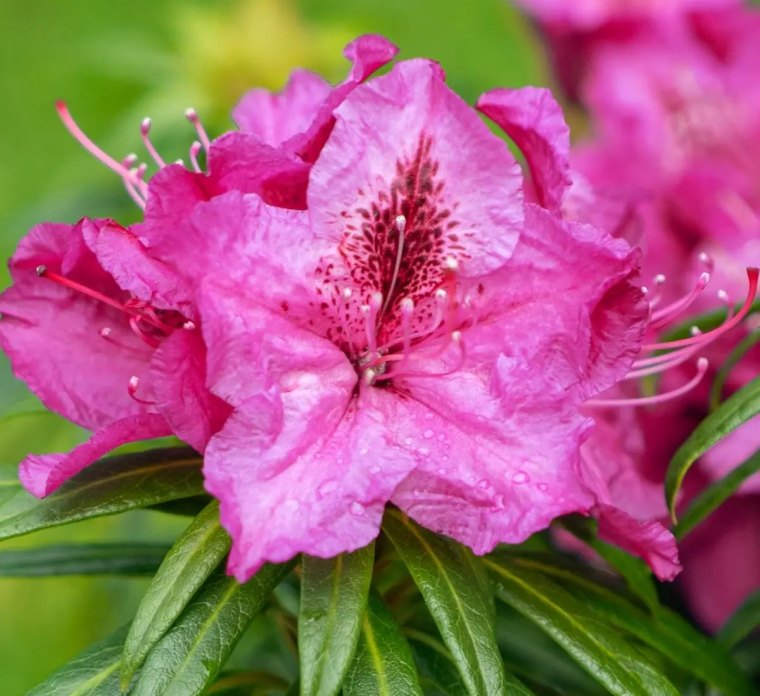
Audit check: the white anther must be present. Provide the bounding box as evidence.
[175,158,184,166]
[717,289,730,302]
[452,330,462,343]
[641,286,649,295]
[341,288,353,300]
[128,375,140,391]
[435,288,448,300]
[184,107,198,120]
[444,257,459,271]
[697,357,709,370]
[698,272,711,288]
[400,297,414,314]
[140,117,152,133]
[690,326,702,336]
[99,327,112,338]
[123,153,138,167]
[363,368,377,386]
[35,265,47,276]
[183,321,196,330]
[654,274,666,284]
[370,291,383,308]
[395,215,406,234]
[698,252,711,265]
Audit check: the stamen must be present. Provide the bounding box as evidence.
[99,327,112,338]
[337,287,357,357]
[189,141,203,173]
[361,292,382,359]
[650,271,710,328]
[647,274,667,309]
[36,266,126,313]
[56,101,147,195]
[376,330,466,382]
[400,297,414,362]
[128,375,155,405]
[183,321,196,330]
[140,118,167,168]
[185,108,210,152]
[644,267,758,351]
[379,215,406,318]
[588,358,709,407]
[122,156,147,210]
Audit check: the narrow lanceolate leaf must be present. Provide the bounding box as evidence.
[27,625,129,696]
[485,558,680,696]
[121,501,231,689]
[131,562,292,696]
[676,449,760,538]
[666,377,760,521]
[343,591,423,696]
[0,448,204,541]
[510,555,756,696]
[383,511,507,696]
[710,329,760,410]
[719,588,760,648]
[299,542,375,696]
[0,542,169,576]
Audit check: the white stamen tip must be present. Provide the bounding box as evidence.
[698,252,710,264]
[654,274,666,284]
[697,357,709,370]
[717,289,730,302]
[641,286,649,295]
[370,291,383,308]
[360,304,371,315]
[190,141,202,153]
[363,368,377,386]
[435,288,448,300]
[690,325,702,336]
[395,215,406,233]
[35,265,47,276]
[444,257,459,271]
[123,153,138,166]
[174,158,184,166]
[341,287,353,300]
[400,297,414,313]
[140,117,152,133]
[185,107,198,120]
[99,327,112,338]
[128,375,140,391]
[698,272,710,288]
[452,330,462,343]
[183,321,196,330]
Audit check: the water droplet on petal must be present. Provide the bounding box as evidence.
[512,471,530,484]
[478,479,490,490]
[404,436,414,446]
[423,429,434,439]
[437,467,447,476]
[413,488,422,498]
[437,433,446,442]
[537,482,548,492]
[350,501,365,516]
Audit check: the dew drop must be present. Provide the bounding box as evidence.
[413,488,422,498]
[350,501,365,516]
[537,482,548,492]
[437,433,446,442]
[512,471,530,485]
[423,429,434,439]
[404,436,414,446]
[437,467,447,476]
[478,479,490,490]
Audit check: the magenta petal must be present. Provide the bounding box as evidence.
[343,34,399,82]
[597,505,681,581]
[309,59,524,276]
[233,68,332,146]
[478,87,571,212]
[19,414,171,497]
[150,330,231,452]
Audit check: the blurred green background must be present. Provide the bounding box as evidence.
[0,1,545,692]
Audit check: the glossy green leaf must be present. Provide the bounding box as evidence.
[502,555,756,696]
[343,591,423,696]
[27,625,129,695]
[0,542,169,576]
[676,449,760,539]
[383,511,507,696]
[485,557,680,696]
[406,629,469,696]
[207,671,290,694]
[121,501,231,688]
[719,588,760,648]
[710,329,760,410]
[666,376,760,521]
[299,542,374,696]
[131,562,292,696]
[0,447,204,541]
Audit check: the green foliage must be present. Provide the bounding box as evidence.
[665,377,760,520]
[299,543,375,696]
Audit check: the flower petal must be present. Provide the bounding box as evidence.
[19,414,171,497]
[308,59,524,276]
[343,34,399,82]
[478,86,571,212]
[233,68,332,146]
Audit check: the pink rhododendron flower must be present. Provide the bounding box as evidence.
[0,219,228,496]
[184,59,670,582]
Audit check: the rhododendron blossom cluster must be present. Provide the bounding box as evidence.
[518,0,760,631]
[1,34,755,588]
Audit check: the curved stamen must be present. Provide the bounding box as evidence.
[185,108,210,152]
[56,101,148,196]
[128,375,155,405]
[36,266,125,312]
[650,271,710,328]
[379,215,406,319]
[644,267,758,351]
[140,118,166,168]
[588,358,709,407]
[376,331,466,382]
[361,292,383,360]
[189,141,203,173]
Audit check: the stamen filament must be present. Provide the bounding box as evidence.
[650,271,709,328]
[37,266,125,313]
[140,118,166,168]
[379,215,406,319]
[185,108,210,151]
[189,141,203,173]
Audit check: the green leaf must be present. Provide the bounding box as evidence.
[207,671,289,694]
[485,557,680,696]
[405,629,469,696]
[0,542,169,576]
[719,588,760,648]
[666,377,760,521]
[675,449,760,538]
[383,511,507,696]
[710,329,760,410]
[343,591,424,696]
[27,625,129,695]
[562,517,659,612]
[130,562,292,696]
[502,555,756,696]
[0,447,204,541]
[299,542,374,696]
[121,501,231,688]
